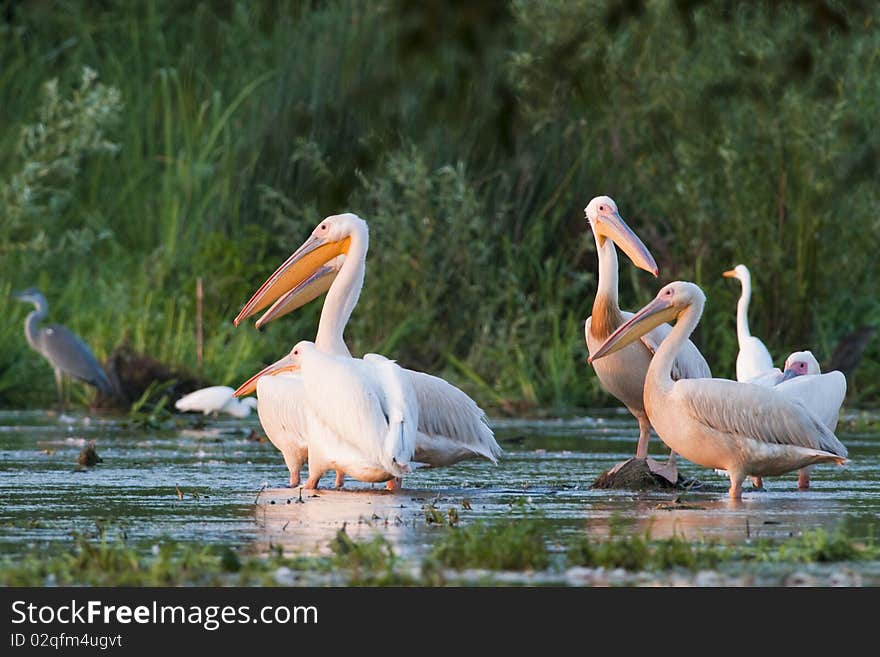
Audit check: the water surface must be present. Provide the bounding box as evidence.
[2,409,878,582]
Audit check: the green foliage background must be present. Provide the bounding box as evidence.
[1,0,878,411]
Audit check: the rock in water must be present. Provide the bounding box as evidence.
[77,440,103,467]
[591,457,683,490]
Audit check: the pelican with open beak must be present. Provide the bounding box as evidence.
[583,196,711,484]
[233,213,501,489]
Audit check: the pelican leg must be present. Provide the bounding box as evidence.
[335,471,345,489]
[635,415,651,459]
[639,417,678,484]
[797,467,811,490]
[304,472,323,489]
[751,476,764,489]
[303,458,324,490]
[280,450,303,488]
[385,477,402,492]
[728,472,745,500]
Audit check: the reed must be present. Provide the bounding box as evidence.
[1,1,877,412]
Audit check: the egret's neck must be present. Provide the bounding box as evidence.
[314,230,367,357]
[23,304,46,352]
[590,235,624,340]
[735,277,753,343]
[647,302,704,395]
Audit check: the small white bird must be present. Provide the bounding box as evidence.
[723,264,774,382]
[175,386,258,418]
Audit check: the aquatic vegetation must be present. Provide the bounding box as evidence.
[329,526,416,586]
[428,518,550,571]
[2,519,879,586]
[568,530,729,572]
[756,528,877,565]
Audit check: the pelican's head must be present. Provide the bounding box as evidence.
[584,196,658,277]
[722,264,751,287]
[233,213,367,328]
[233,341,315,397]
[780,350,821,382]
[589,281,705,362]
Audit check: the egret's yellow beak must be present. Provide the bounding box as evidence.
[589,295,678,362]
[233,234,351,326]
[592,209,659,277]
[255,258,342,329]
[233,354,300,397]
[722,269,737,279]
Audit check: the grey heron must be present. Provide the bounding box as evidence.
[12,287,113,406]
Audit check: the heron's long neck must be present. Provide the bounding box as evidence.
[24,303,47,352]
[647,302,704,395]
[735,277,753,343]
[314,231,367,357]
[590,236,624,340]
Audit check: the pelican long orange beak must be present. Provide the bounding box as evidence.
[233,234,351,326]
[722,269,737,278]
[589,295,678,362]
[233,353,300,397]
[592,209,659,277]
[255,256,343,329]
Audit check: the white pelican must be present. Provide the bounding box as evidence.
[174,386,258,418]
[589,281,848,500]
[770,351,847,490]
[723,264,774,382]
[233,213,500,488]
[239,341,418,488]
[735,341,847,490]
[583,196,711,482]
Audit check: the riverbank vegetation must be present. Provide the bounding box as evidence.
[2,1,878,412]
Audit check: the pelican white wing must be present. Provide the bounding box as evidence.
[745,368,784,387]
[365,354,419,471]
[300,349,415,477]
[674,378,847,457]
[775,371,846,430]
[404,368,501,465]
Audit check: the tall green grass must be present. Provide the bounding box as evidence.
[1,1,878,411]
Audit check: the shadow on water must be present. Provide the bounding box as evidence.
[1,408,879,567]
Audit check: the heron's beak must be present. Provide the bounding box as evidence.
[233,234,351,326]
[233,354,300,397]
[722,269,737,279]
[589,295,678,362]
[255,260,341,329]
[593,210,658,277]
[779,368,799,383]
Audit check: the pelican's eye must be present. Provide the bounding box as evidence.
[320,224,327,231]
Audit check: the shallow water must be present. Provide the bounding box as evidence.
[1,408,879,580]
